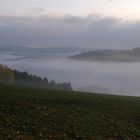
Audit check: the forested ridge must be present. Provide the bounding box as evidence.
[0,64,72,91]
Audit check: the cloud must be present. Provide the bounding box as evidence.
[26,7,45,16]
[0,22,5,26]
[108,0,114,2]
[0,14,140,49]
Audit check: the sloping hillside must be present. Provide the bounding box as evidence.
[0,85,140,139]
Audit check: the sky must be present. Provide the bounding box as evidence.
[1,0,140,20]
[0,0,140,49]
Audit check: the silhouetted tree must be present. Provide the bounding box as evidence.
[13,70,72,90]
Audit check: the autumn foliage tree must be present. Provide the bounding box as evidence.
[0,64,15,84]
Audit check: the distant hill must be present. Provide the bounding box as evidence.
[0,46,94,56]
[69,47,140,62]
[0,46,96,61]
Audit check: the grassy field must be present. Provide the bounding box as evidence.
[0,85,140,139]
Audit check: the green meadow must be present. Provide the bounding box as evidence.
[0,85,140,139]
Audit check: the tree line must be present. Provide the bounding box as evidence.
[0,64,72,91]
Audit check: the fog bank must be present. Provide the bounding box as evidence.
[1,53,140,96]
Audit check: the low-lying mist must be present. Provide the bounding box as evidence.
[1,52,140,97]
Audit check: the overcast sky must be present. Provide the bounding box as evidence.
[0,0,140,49]
[1,0,140,20]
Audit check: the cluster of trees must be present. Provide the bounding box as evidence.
[13,70,72,90]
[0,64,72,91]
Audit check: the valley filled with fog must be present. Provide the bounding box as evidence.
[0,49,140,97]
